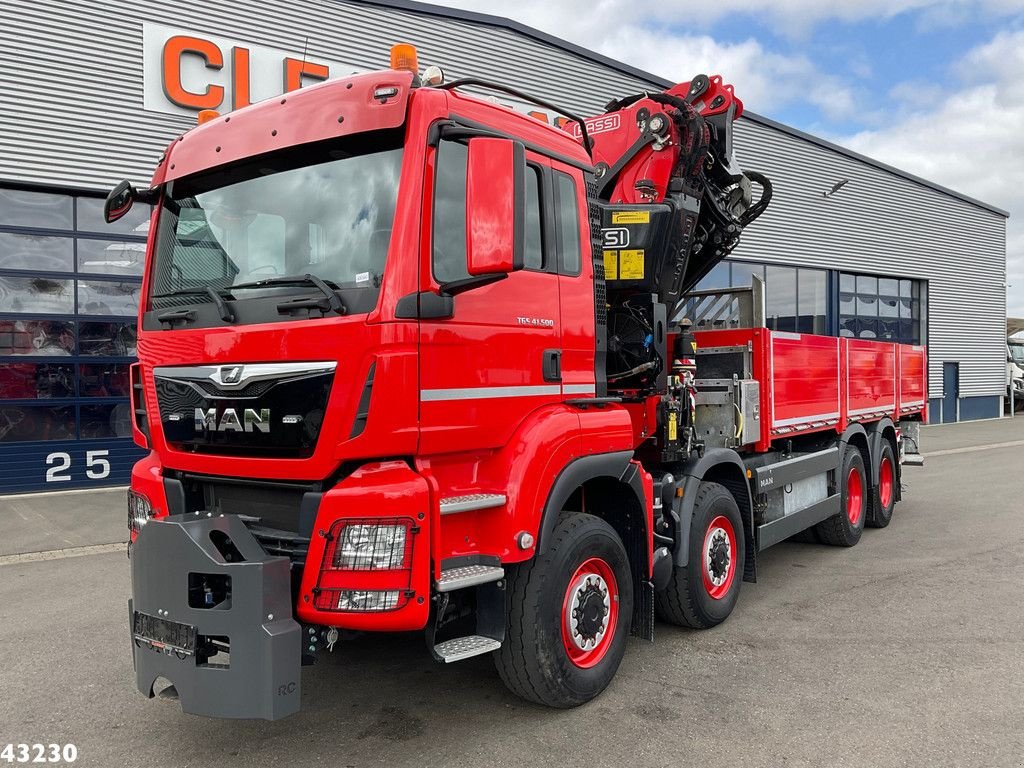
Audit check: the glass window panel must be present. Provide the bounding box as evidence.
[78,321,137,357]
[911,299,920,319]
[80,402,132,439]
[839,273,855,292]
[838,291,855,315]
[79,363,130,398]
[76,238,146,276]
[0,404,76,442]
[879,278,899,297]
[432,141,469,284]
[696,262,729,290]
[856,275,877,295]
[730,262,764,287]
[0,188,73,231]
[797,269,827,335]
[555,172,581,275]
[878,318,900,340]
[522,166,544,270]
[765,265,797,332]
[0,275,74,314]
[856,293,877,316]
[0,232,74,272]
[0,363,75,399]
[76,197,151,237]
[899,279,913,298]
[0,320,75,356]
[77,279,140,316]
[839,316,856,337]
[879,294,899,318]
[899,297,912,319]
[857,317,878,339]
[899,319,915,343]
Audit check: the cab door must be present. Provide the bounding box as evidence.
[417,139,563,455]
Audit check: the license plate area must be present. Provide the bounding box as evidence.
[133,611,197,657]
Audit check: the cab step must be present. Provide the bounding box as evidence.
[435,564,504,592]
[440,493,506,515]
[433,634,502,663]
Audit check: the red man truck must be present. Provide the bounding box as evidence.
[111,44,927,720]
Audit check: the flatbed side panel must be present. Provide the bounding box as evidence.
[769,332,841,438]
[845,339,897,423]
[897,344,928,421]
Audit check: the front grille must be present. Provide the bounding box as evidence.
[154,363,335,458]
[245,524,311,568]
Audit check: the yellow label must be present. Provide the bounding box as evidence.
[668,412,678,441]
[603,250,618,280]
[611,210,650,224]
[619,249,645,279]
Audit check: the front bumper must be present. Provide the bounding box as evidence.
[129,513,301,720]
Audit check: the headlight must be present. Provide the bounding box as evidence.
[127,490,153,541]
[330,520,411,570]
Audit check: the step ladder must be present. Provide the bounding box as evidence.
[429,559,506,663]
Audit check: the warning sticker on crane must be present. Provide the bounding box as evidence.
[611,211,650,225]
[619,250,646,279]
[603,250,618,280]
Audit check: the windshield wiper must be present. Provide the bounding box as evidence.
[227,273,346,315]
[152,286,235,323]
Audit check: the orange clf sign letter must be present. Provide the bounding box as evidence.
[162,35,225,110]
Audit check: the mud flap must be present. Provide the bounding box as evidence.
[129,514,301,720]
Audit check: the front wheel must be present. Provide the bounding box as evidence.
[495,512,633,708]
[655,481,744,629]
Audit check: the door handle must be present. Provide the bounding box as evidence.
[543,349,562,382]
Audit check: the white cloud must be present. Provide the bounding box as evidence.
[838,30,1024,315]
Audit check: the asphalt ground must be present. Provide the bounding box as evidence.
[1,418,1022,767]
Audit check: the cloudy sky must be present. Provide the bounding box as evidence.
[439,0,1024,316]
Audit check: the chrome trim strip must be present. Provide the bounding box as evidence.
[440,494,507,515]
[421,385,561,402]
[154,362,337,390]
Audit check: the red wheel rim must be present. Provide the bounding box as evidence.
[879,456,894,509]
[846,466,864,526]
[561,557,619,669]
[702,515,737,600]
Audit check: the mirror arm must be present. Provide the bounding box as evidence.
[440,273,508,296]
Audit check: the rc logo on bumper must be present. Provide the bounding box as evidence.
[129,513,301,720]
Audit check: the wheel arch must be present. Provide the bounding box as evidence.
[667,448,756,584]
[537,451,653,640]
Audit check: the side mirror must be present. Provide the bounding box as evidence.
[104,180,136,223]
[465,137,526,277]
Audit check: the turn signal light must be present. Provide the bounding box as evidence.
[390,43,419,73]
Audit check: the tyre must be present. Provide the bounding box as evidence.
[867,440,896,528]
[655,481,744,629]
[494,512,633,708]
[815,445,867,546]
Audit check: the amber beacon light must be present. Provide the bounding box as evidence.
[390,43,419,73]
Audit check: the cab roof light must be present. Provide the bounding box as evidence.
[390,43,419,74]
[197,109,220,125]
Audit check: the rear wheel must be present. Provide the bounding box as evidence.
[655,481,744,629]
[495,512,633,708]
[815,446,866,546]
[867,441,897,528]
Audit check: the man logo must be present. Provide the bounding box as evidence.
[220,365,244,385]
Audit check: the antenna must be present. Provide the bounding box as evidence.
[299,35,309,88]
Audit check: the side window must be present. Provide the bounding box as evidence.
[523,165,544,271]
[554,171,581,275]
[432,141,469,284]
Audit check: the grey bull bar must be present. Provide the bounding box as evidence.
[129,513,302,720]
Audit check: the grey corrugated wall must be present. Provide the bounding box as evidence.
[0,0,1007,400]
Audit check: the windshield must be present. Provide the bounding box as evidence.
[1011,344,1024,365]
[149,131,403,316]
